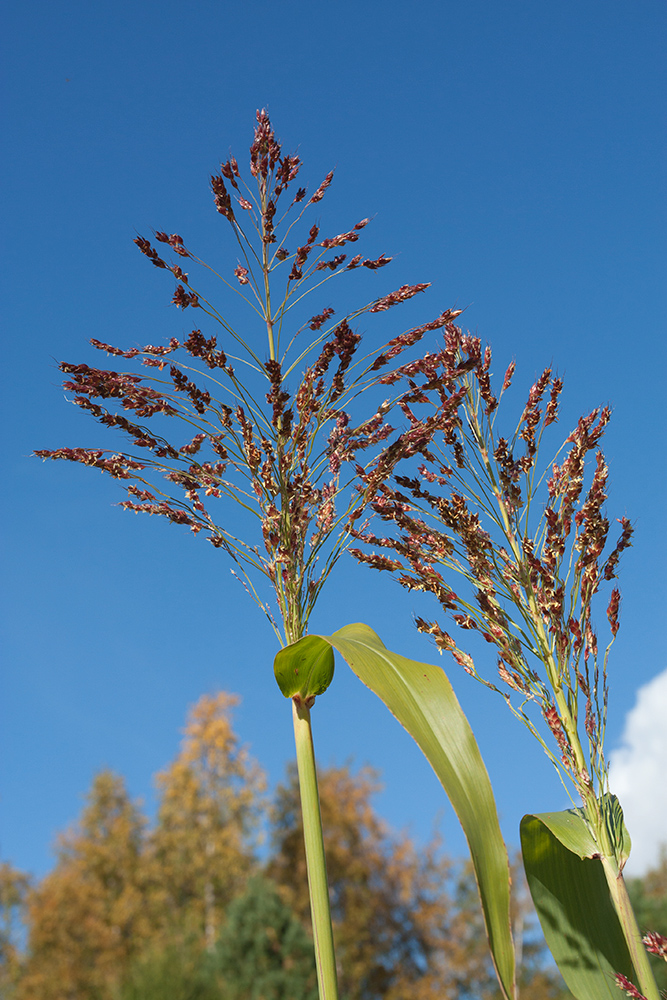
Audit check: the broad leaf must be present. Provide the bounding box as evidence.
[521,812,634,1000]
[529,805,599,859]
[274,635,335,700]
[321,623,516,1000]
[531,795,631,870]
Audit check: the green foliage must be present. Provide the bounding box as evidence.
[274,636,335,700]
[7,710,577,1000]
[33,109,657,1000]
[213,877,318,1000]
[347,324,654,997]
[118,939,221,1000]
[269,761,513,1000]
[520,814,633,1000]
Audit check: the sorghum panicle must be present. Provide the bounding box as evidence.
[37,111,459,646]
[351,321,632,798]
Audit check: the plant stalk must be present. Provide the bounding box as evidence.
[601,857,660,1000]
[291,697,339,1000]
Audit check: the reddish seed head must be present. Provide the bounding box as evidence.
[249,109,281,179]
[158,233,189,256]
[362,254,393,271]
[603,517,634,580]
[614,974,648,1000]
[607,587,621,637]
[172,285,199,309]
[370,283,430,313]
[134,236,167,268]
[211,174,234,219]
[315,254,346,272]
[643,931,667,958]
[220,160,239,189]
[543,704,571,761]
[545,377,564,425]
[308,170,334,204]
[309,307,335,331]
[502,361,516,391]
[320,230,360,249]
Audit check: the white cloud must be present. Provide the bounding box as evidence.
[608,668,667,876]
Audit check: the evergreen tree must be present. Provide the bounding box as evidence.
[18,771,150,1000]
[213,876,317,1000]
[117,938,221,1000]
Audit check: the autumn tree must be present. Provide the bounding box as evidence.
[9,697,576,1000]
[268,762,472,1000]
[15,693,265,999]
[0,861,30,998]
[268,762,572,1000]
[145,692,265,951]
[17,771,150,1000]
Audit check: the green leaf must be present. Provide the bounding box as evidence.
[321,622,516,1000]
[274,635,335,700]
[529,805,600,859]
[531,795,631,870]
[601,794,632,870]
[521,812,634,1000]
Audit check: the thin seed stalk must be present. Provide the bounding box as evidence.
[547,639,658,1000]
[472,403,657,997]
[260,184,276,361]
[601,857,660,1000]
[291,697,339,1000]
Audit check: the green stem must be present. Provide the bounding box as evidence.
[291,697,339,1000]
[601,858,660,1000]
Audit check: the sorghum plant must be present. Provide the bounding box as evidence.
[38,112,515,1000]
[351,322,660,1000]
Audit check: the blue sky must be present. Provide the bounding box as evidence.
[2,0,665,880]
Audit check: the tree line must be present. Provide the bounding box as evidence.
[1,693,663,1000]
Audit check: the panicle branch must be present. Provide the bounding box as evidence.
[350,319,632,808]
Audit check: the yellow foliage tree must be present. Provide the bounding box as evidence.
[17,771,150,1000]
[145,692,265,951]
[0,860,30,997]
[16,693,265,998]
